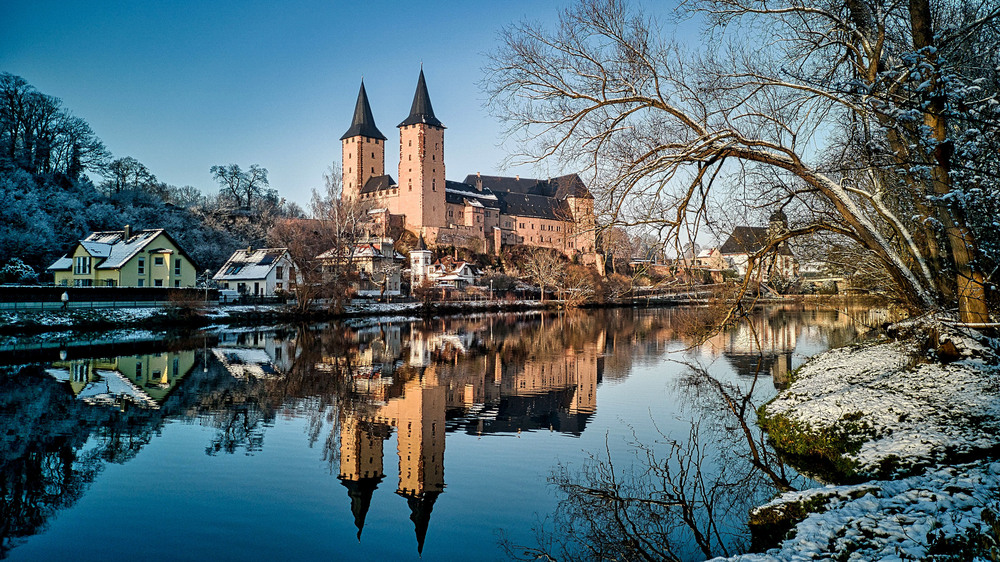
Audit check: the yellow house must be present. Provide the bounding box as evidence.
[48,226,197,287]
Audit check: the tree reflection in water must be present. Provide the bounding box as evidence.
[500,307,849,562]
[0,304,874,559]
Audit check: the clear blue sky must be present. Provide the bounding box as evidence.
[2,0,688,209]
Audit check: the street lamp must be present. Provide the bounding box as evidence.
[489,279,494,301]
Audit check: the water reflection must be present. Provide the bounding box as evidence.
[0,304,875,560]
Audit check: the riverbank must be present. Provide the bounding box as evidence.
[0,299,566,337]
[725,318,1000,560]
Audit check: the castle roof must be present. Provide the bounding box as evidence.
[360,174,396,194]
[341,81,387,141]
[398,69,443,128]
[461,173,593,200]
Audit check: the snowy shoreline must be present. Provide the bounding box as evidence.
[724,319,1000,560]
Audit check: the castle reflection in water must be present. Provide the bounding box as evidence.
[24,304,880,555]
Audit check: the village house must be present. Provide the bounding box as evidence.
[340,71,598,263]
[318,237,404,298]
[719,211,798,280]
[213,247,298,297]
[47,226,196,288]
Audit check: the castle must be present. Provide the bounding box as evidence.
[340,70,597,262]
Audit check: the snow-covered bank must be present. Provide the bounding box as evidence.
[761,321,1000,477]
[722,460,1000,561]
[732,319,1000,560]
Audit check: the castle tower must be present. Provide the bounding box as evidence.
[341,81,387,200]
[397,69,446,232]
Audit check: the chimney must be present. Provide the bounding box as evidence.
[475,172,482,192]
[123,224,131,241]
[515,175,520,181]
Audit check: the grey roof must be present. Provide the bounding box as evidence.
[461,173,593,200]
[720,226,793,256]
[341,81,387,141]
[47,229,188,271]
[414,233,428,251]
[213,248,290,281]
[498,192,572,220]
[444,180,500,208]
[359,174,397,194]
[398,69,443,128]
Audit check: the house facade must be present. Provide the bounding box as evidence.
[318,237,404,298]
[340,71,597,263]
[48,227,196,288]
[213,247,298,297]
[719,212,798,280]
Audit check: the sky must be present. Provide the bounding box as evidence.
[2,0,694,210]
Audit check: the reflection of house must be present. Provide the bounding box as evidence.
[339,72,597,262]
[49,350,197,408]
[212,330,297,379]
[720,212,797,279]
[213,247,298,296]
[47,226,196,288]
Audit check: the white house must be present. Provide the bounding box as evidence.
[213,247,298,297]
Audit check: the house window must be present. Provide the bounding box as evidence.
[74,256,91,275]
[174,259,181,275]
[135,364,142,380]
[154,256,164,266]
[138,279,145,287]
[276,266,284,279]
[138,257,145,274]
[174,280,181,287]
[154,279,163,287]
[276,282,283,291]
[105,280,115,287]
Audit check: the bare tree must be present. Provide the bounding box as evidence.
[485,0,998,323]
[268,169,372,314]
[102,156,156,196]
[211,163,271,210]
[522,247,566,302]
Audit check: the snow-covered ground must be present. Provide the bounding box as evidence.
[729,321,1000,560]
[722,460,1000,561]
[763,323,1000,475]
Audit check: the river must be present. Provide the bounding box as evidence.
[0,304,885,560]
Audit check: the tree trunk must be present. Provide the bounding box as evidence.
[909,0,991,323]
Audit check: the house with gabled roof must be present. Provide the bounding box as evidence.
[317,237,404,297]
[213,247,298,297]
[338,71,597,263]
[719,212,797,280]
[47,226,196,287]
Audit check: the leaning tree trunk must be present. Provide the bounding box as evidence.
[909,0,991,323]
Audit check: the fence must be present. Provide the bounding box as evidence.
[0,286,217,311]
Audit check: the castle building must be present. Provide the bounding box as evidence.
[340,70,597,262]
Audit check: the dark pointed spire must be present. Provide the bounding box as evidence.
[398,69,444,128]
[403,492,440,555]
[340,477,383,541]
[341,81,387,141]
[414,233,428,251]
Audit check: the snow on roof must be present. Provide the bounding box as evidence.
[80,241,113,258]
[88,229,167,269]
[48,229,170,271]
[212,348,282,379]
[213,248,288,281]
[47,256,72,271]
[76,369,159,409]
